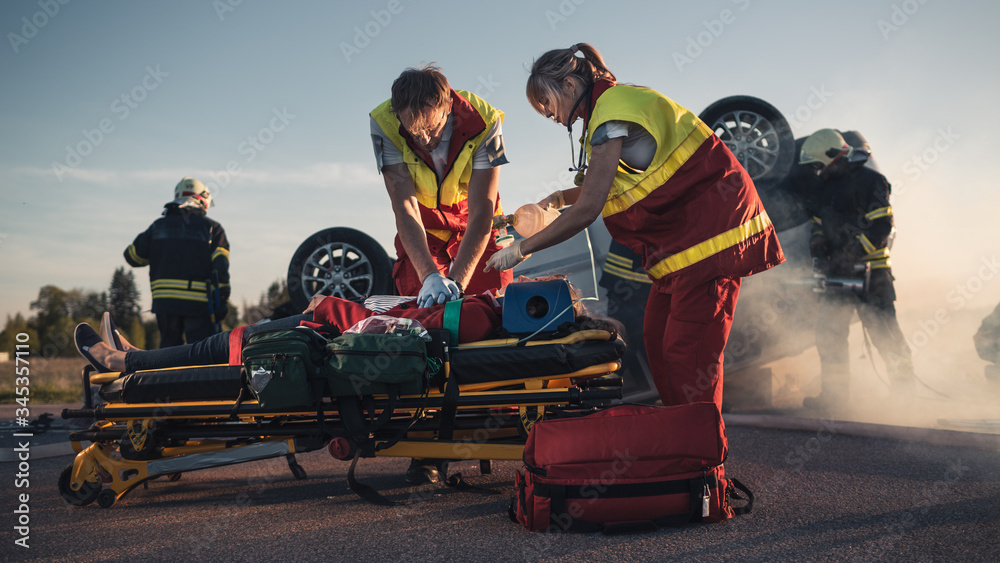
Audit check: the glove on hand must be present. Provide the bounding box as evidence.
[417,273,461,308]
[484,240,530,273]
[214,303,228,322]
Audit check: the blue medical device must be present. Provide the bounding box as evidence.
[501,280,576,334]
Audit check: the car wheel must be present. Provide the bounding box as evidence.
[286,227,394,311]
[699,95,795,184]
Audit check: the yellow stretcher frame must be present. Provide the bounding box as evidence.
[60,330,624,508]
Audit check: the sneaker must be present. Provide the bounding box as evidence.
[100,312,125,351]
[404,458,449,485]
[74,323,111,373]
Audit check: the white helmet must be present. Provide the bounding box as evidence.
[799,129,852,171]
[171,177,213,209]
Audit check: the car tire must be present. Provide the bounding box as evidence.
[286,227,395,311]
[699,95,796,185]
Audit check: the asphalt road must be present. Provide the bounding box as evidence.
[2,415,998,563]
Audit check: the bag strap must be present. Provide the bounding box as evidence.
[729,477,755,516]
[442,298,463,347]
[346,447,400,506]
[229,325,248,365]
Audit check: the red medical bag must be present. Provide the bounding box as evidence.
[510,403,753,533]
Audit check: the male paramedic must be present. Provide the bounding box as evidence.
[370,64,512,308]
[370,65,511,484]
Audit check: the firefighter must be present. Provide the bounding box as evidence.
[370,65,512,308]
[486,43,785,413]
[125,177,230,347]
[799,129,915,409]
[598,241,656,401]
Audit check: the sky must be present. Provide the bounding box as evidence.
[2,0,1000,343]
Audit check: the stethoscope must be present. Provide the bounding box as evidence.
[566,82,594,186]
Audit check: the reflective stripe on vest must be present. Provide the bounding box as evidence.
[647,212,773,278]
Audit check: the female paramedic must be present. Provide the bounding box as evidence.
[485,43,785,411]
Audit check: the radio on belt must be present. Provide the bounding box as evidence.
[501,280,575,334]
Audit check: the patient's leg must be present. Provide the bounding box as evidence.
[85,341,126,372]
[125,331,230,372]
[121,314,314,372]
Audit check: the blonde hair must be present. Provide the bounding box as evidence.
[526,43,616,116]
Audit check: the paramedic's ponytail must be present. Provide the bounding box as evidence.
[570,43,615,84]
[526,43,616,114]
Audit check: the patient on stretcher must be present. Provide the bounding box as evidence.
[75,276,620,375]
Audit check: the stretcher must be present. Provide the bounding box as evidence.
[59,326,625,508]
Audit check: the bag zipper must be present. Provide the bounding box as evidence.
[245,352,305,379]
[329,349,425,359]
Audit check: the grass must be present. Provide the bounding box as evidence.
[0,358,88,404]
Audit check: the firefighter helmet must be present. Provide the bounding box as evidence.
[171,177,213,209]
[799,129,852,171]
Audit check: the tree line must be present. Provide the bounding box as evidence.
[0,269,289,358]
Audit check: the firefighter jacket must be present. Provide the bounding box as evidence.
[370,89,505,252]
[600,240,653,288]
[125,204,231,317]
[585,81,785,292]
[808,163,894,277]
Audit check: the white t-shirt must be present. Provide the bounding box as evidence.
[370,115,506,181]
[591,120,657,172]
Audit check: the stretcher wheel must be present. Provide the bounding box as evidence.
[479,460,492,475]
[167,473,183,482]
[327,436,356,460]
[96,489,117,509]
[58,465,100,506]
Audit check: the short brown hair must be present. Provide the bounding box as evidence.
[390,64,451,116]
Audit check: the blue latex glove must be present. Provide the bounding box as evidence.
[417,273,461,308]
